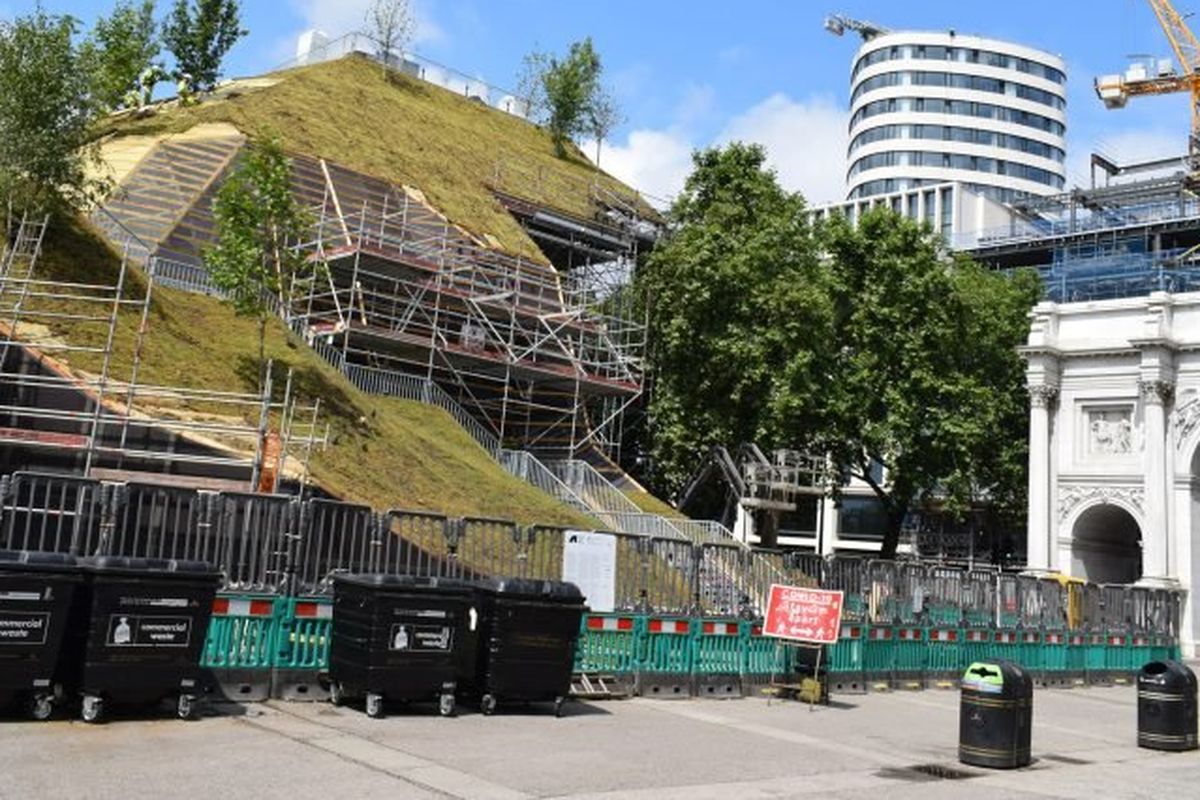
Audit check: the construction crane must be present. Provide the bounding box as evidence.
[823,13,888,42]
[1095,0,1200,162]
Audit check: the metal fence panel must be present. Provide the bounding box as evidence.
[294,499,379,595]
[0,472,108,554]
[697,543,745,617]
[111,483,216,562]
[215,492,296,592]
[642,538,698,614]
[379,509,455,577]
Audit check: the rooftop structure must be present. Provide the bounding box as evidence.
[841,28,1068,203]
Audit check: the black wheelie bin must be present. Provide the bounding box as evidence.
[329,574,474,718]
[462,578,586,717]
[69,556,221,723]
[0,550,82,720]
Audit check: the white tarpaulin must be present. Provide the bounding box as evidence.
[562,530,617,612]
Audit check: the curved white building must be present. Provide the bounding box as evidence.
[846,31,1067,202]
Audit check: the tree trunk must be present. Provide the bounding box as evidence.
[878,507,907,560]
[258,314,267,394]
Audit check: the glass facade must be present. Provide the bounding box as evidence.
[851,97,1065,136]
[852,70,1065,110]
[850,123,1065,162]
[848,150,1065,189]
[852,43,1066,84]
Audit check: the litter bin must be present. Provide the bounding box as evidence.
[328,574,473,718]
[463,578,586,717]
[0,550,82,720]
[71,556,221,723]
[958,660,1033,769]
[1137,660,1198,751]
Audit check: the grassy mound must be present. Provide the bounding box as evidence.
[29,219,597,528]
[100,55,653,261]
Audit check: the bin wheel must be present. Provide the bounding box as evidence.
[480,694,496,716]
[329,681,344,707]
[30,694,54,721]
[365,692,384,719]
[554,697,566,718]
[438,693,456,718]
[81,695,104,724]
[177,694,196,720]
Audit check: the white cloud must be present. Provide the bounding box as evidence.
[592,91,851,207]
[588,129,695,207]
[717,93,848,205]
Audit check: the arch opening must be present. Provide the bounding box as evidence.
[1070,503,1142,584]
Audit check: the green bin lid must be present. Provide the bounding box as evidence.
[961,662,1004,693]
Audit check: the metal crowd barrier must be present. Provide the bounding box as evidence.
[0,471,1187,700]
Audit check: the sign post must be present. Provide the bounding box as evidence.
[762,584,845,710]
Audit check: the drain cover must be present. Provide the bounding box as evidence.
[877,763,982,782]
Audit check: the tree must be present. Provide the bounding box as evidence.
[638,143,831,493]
[82,1,160,111]
[520,38,615,157]
[588,86,624,168]
[0,10,104,211]
[815,208,1040,558]
[642,147,1040,560]
[206,137,314,388]
[365,0,414,78]
[162,0,246,92]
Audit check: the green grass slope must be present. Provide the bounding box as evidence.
[30,220,596,528]
[100,55,654,261]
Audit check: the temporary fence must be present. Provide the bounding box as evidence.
[0,469,1186,700]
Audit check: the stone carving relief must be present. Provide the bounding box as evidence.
[1028,385,1059,409]
[1087,408,1133,456]
[1057,484,1144,524]
[1174,396,1200,450]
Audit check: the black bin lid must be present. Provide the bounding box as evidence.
[80,555,221,579]
[0,549,78,570]
[1139,660,1198,690]
[332,573,475,594]
[476,577,584,601]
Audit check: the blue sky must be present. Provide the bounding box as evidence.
[6,0,1195,203]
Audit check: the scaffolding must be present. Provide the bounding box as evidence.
[0,210,327,493]
[288,160,647,460]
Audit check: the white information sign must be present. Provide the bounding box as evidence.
[561,530,617,613]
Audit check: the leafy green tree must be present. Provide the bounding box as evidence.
[638,143,832,493]
[521,38,614,157]
[162,0,245,92]
[82,1,160,111]
[206,137,313,388]
[0,10,103,211]
[815,209,1040,558]
[642,147,1039,558]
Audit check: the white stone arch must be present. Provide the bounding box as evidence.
[1062,499,1144,584]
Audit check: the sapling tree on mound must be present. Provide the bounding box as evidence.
[520,37,620,158]
[0,10,104,212]
[642,144,1039,557]
[162,0,246,93]
[365,0,415,78]
[207,137,315,390]
[82,1,161,111]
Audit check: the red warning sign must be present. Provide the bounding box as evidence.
[762,584,844,644]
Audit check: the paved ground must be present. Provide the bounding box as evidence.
[2,686,1197,799]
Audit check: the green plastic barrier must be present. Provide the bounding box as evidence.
[962,628,991,671]
[862,625,894,680]
[1084,632,1108,681]
[828,622,865,678]
[893,626,925,686]
[1104,633,1133,680]
[1041,631,1068,678]
[1066,633,1087,683]
[639,617,693,675]
[277,597,333,671]
[692,620,744,675]
[1130,634,1153,671]
[575,614,642,675]
[742,622,793,680]
[201,595,280,670]
[989,629,1020,664]
[1018,631,1044,673]
[923,627,961,685]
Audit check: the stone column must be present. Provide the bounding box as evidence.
[1026,385,1058,573]
[1140,379,1174,582]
